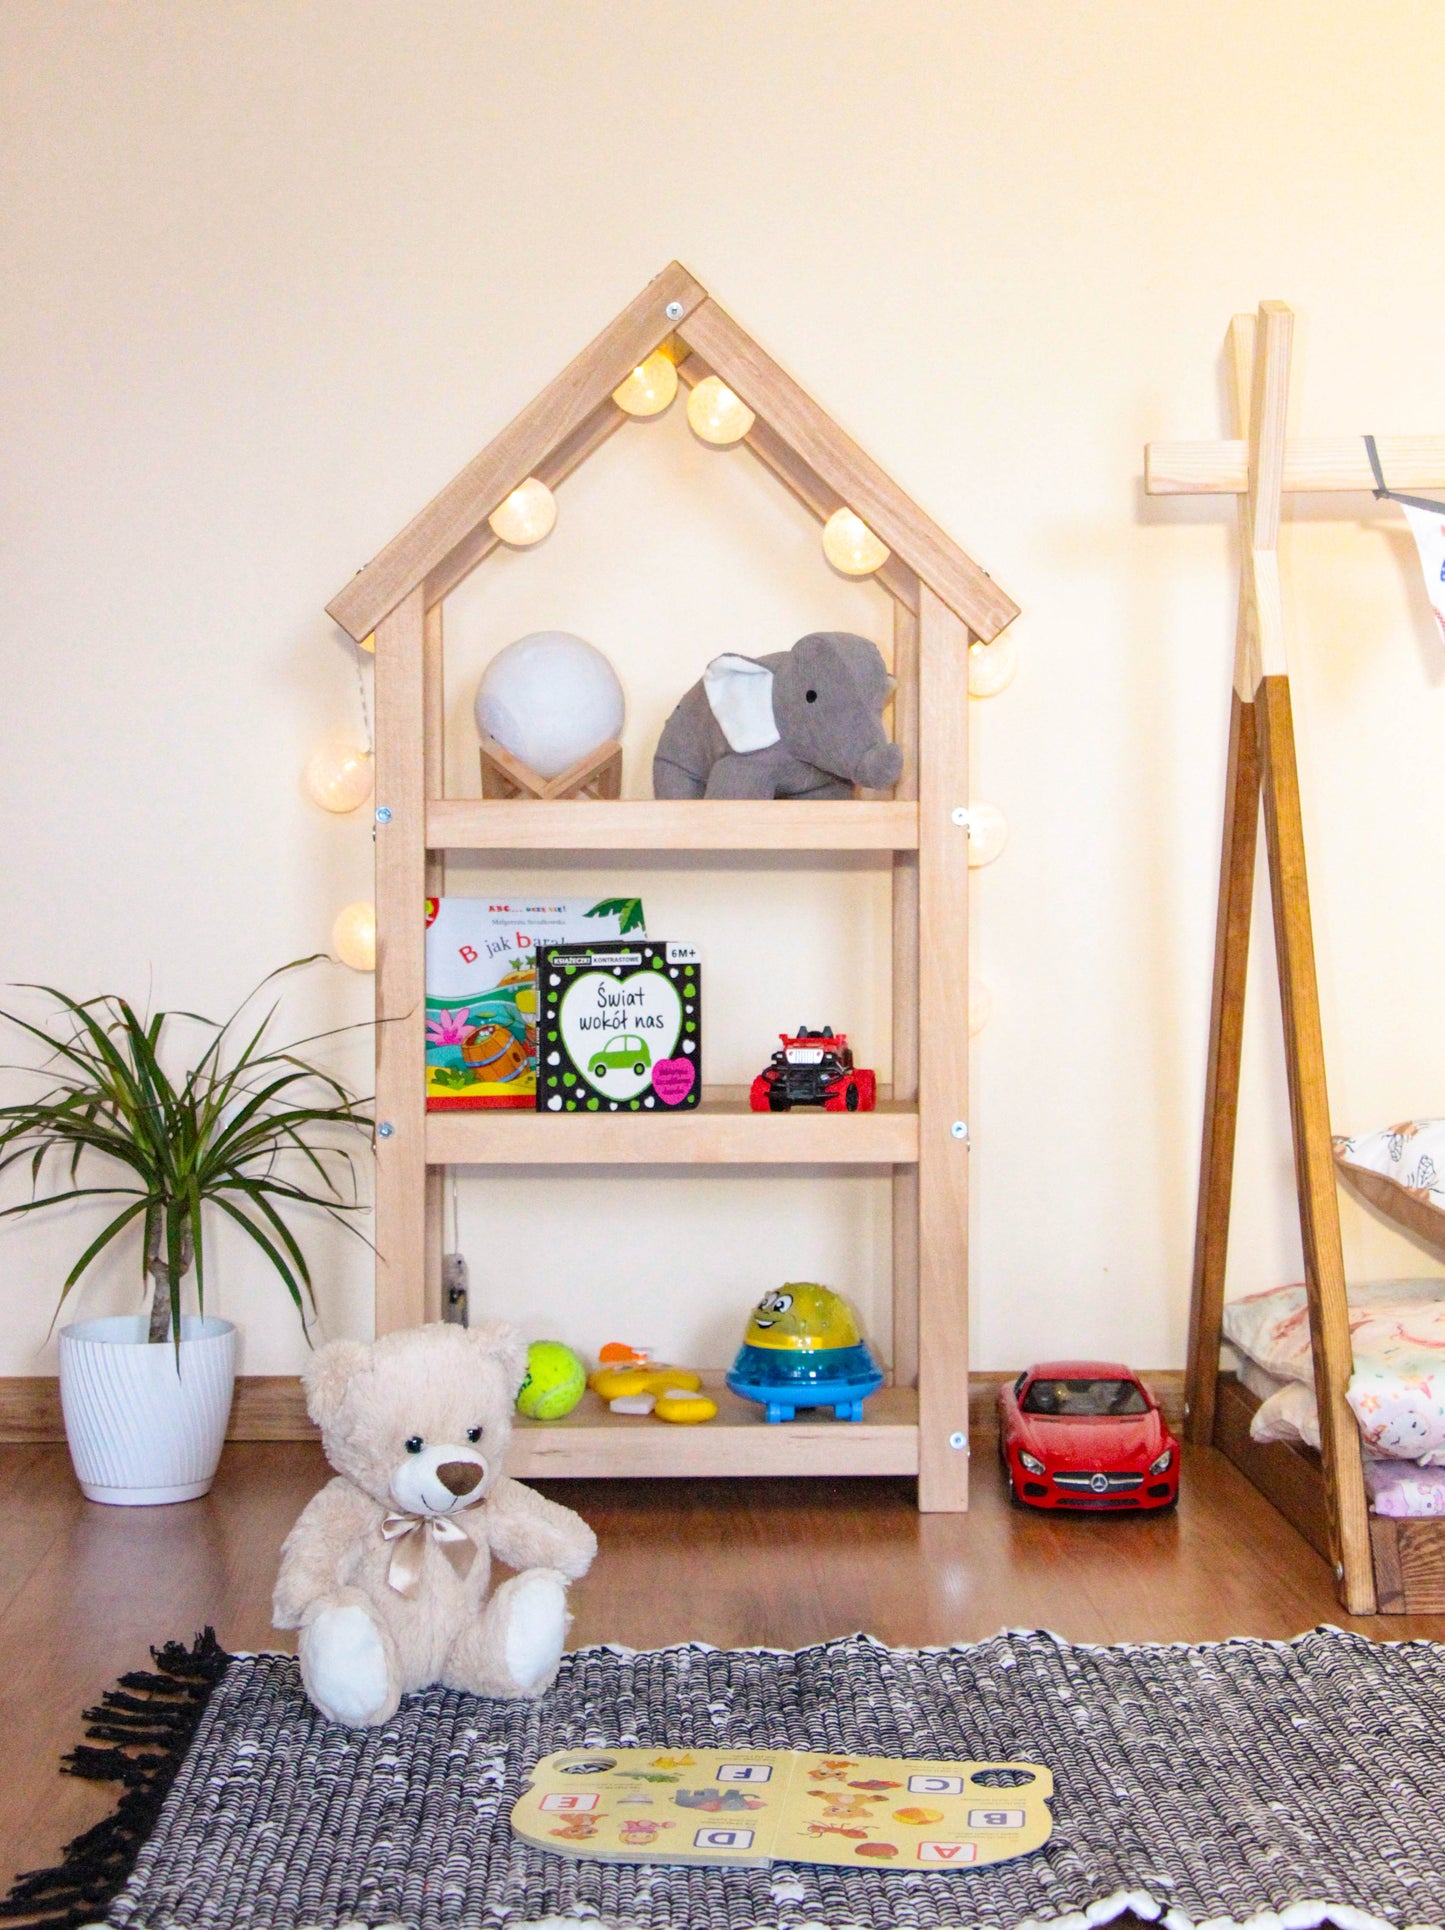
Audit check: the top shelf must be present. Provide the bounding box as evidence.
[425,799,918,852]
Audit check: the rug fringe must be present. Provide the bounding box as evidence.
[0,1629,231,1930]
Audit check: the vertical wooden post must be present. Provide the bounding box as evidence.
[1185,691,1260,1443]
[1255,674,1375,1613]
[916,585,971,1509]
[891,599,921,1389]
[422,600,446,1324]
[372,585,428,1334]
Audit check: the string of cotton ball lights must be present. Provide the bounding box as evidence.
[317,368,1021,991]
[303,637,377,970]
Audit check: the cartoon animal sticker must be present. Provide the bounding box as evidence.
[619,1819,675,1847]
[806,1790,881,1820]
[807,1760,858,1783]
[848,1779,901,1791]
[549,1815,604,1841]
[651,1754,695,1768]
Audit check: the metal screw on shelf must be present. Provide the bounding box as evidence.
[377,1122,395,1139]
[665,300,684,320]
[375,805,393,824]
[1334,1561,1344,1580]
[950,1120,969,1141]
[948,1431,968,1451]
[951,807,969,827]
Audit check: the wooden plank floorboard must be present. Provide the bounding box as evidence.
[3,1441,1444,1897]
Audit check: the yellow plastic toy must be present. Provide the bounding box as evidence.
[589,1363,702,1402]
[654,1389,717,1424]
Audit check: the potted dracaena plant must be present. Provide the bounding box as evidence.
[0,959,371,1505]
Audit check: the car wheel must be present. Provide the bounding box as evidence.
[634,1062,646,1075]
[769,1092,791,1112]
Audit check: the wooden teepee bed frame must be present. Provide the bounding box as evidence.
[1146,302,1445,1617]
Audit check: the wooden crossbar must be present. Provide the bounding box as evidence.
[1147,435,1445,496]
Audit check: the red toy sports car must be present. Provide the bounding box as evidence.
[997,1360,1179,1511]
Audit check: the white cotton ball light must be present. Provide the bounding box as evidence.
[964,802,1009,867]
[303,732,373,813]
[474,632,626,780]
[488,477,557,547]
[822,507,890,576]
[969,634,1017,698]
[686,375,754,446]
[333,901,376,973]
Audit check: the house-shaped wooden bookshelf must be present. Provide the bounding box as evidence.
[328,262,1018,1510]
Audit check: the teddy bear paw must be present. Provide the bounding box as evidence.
[301,1602,399,1728]
[503,1569,570,1693]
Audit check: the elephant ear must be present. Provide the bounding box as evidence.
[703,654,780,754]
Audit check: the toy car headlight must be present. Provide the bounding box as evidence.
[1019,1451,1045,1475]
[1149,1448,1174,1475]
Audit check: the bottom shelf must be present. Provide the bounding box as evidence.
[509,1383,920,1480]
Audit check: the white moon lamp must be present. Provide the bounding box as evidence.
[613,350,678,417]
[686,375,755,446]
[488,477,557,547]
[475,632,626,781]
[822,507,890,576]
[333,901,376,973]
[303,732,373,813]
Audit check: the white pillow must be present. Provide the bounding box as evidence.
[1335,1119,1445,1250]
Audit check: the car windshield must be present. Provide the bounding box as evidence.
[1021,1377,1148,1417]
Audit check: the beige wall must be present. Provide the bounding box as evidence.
[3,1,1444,1380]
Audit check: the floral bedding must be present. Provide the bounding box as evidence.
[1221,1277,1445,1464]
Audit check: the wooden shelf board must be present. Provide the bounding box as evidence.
[426,1089,917,1166]
[509,1383,919,1479]
[425,798,918,851]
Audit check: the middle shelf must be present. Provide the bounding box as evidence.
[426,1087,918,1165]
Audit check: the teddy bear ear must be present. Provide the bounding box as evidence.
[302,1338,371,1428]
[466,1321,529,1399]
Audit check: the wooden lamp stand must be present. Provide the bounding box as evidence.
[478,733,622,800]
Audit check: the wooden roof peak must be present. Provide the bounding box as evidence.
[327,261,1018,645]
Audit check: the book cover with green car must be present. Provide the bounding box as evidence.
[535,940,701,1112]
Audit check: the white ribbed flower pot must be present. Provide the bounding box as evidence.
[58,1314,237,1506]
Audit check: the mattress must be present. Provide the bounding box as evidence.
[1221,1278,1445,1515]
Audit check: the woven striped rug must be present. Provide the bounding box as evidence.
[6,1626,1445,1930]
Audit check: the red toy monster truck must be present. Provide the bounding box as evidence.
[748,1027,877,1113]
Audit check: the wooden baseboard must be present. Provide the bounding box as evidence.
[0,1368,1186,1450]
[0,1376,318,1444]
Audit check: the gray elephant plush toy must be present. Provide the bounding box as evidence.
[653,632,902,800]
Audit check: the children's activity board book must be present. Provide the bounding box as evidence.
[535,942,701,1112]
[424,897,644,1109]
[511,1748,1052,1869]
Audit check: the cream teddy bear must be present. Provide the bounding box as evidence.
[274,1322,596,1728]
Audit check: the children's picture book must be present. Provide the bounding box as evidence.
[425,897,644,1110]
[511,1747,1053,1869]
[535,941,700,1112]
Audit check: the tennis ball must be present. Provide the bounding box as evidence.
[516,1340,586,1420]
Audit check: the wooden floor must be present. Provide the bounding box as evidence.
[4,1439,1444,1898]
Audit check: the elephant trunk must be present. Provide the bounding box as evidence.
[856,739,904,790]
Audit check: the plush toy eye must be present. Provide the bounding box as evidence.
[404,1435,424,1454]
[466,1426,483,1443]
[805,689,818,703]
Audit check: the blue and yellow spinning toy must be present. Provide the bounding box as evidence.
[726,1284,883,1422]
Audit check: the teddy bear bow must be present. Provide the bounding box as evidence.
[380,1512,478,1596]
